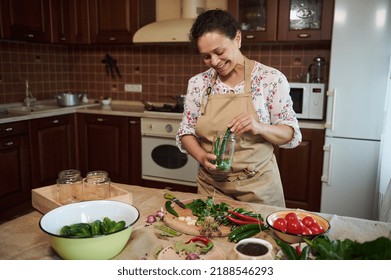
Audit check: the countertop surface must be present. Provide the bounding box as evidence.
[0,99,326,129]
[0,183,390,260]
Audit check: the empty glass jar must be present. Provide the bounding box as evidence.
[57,169,83,204]
[83,170,110,200]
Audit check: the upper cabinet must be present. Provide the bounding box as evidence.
[51,0,90,44]
[227,0,334,43]
[228,0,278,42]
[88,0,155,44]
[0,0,52,43]
[278,0,334,41]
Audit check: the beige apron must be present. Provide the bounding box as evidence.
[194,57,285,207]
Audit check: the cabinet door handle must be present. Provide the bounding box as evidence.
[109,37,117,41]
[27,34,34,38]
[97,118,106,122]
[3,141,14,146]
[51,119,59,124]
[129,120,139,124]
[298,33,311,38]
[245,35,255,39]
[3,127,13,132]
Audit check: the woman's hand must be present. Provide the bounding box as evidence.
[181,135,217,170]
[228,113,261,137]
[228,113,294,145]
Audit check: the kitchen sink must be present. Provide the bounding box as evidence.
[7,104,60,114]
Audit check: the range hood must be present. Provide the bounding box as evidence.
[133,0,209,43]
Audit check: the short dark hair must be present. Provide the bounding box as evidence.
[189,9,240,43]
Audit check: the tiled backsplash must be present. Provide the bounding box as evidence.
[0,40,330,105]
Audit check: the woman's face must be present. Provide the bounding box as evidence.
[197,31,242,77]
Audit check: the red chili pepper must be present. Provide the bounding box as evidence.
[226,215,263,225]
[295,245,302,256]
[185,236,214,253]
[228,210,264,224]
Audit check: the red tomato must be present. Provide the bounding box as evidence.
[273,218,287,232]
[309,223,324,234]
[301,226,313,235]
[285,212,299,222]
[302,216,316,227]
[286,219,303,234]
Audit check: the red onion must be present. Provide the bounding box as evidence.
[146,215,157,223]
[155,210,164,219]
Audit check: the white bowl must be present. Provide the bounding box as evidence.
[39,200,139,259]
[266,210,330,244]
[101,98,112,106]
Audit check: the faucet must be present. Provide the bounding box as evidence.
[24,80,36,107]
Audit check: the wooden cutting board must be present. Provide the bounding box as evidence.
[163,198,254,237]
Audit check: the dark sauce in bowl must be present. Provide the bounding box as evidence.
[236,242,269,256]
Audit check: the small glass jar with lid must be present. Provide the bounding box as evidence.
[83,170,111,200]
[57,169,83,204]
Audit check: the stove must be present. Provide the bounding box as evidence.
[144,103,183,113]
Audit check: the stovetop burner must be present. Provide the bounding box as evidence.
[145,104,183,113]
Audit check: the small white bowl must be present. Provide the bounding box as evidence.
[101,98,112,106]
[39,200,139,259]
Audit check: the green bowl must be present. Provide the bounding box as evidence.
[39,200,139,260]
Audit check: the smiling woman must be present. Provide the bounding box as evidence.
[176,9,302,207]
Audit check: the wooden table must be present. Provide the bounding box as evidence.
[0,184,390,260]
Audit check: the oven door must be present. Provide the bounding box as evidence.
[142,136,199,186]
[289,83,309,119]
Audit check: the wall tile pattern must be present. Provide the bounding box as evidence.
[0,40,330,105]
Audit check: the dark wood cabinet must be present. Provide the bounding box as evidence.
[0,121,31,222]
[77,113,130,183]
[227,0,278,42]
[275,128,325,211]
[29,114,77,188]
[88,0,154,44]
[0,0,52,42]
[50,0,90,44]
[278,0,334,41]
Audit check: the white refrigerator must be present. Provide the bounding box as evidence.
[320,0,391,219]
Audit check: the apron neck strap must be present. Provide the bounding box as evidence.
[200,56,253,114]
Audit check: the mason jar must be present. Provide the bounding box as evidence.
[211,130,236,173]
[83,170,110,200]
[57,169,83,204]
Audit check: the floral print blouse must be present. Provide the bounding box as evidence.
[176,61,302,151]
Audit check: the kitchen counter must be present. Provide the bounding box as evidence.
[0,99,326,129]
[0,183,390,260]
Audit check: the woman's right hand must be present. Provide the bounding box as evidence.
[199,151,217,171]
[181,135,217,170]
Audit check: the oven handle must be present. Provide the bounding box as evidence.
[141,133,176,139]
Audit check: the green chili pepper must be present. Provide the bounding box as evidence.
[228,223,262,241]
[165,200,179,217]
[232,228,261,242]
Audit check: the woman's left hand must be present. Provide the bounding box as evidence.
[227,113,261,137]
[228,113,294,145]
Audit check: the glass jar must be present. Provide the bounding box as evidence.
[57,169,83,204]
[211,130,236,173]
[83,170,110,200]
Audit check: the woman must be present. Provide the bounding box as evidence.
[176,10,301,207]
